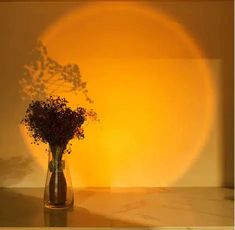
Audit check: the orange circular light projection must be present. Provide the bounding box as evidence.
[21,2,215,187]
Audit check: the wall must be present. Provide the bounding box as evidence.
[0,1,233,187]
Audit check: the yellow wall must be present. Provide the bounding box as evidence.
[0,1,233,187]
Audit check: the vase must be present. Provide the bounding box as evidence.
[44,145,74,209]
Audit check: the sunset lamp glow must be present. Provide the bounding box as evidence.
[20,1,215,187]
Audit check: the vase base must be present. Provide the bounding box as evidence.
[44,202,73,210]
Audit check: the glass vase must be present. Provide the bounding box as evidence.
[44,145,74,209]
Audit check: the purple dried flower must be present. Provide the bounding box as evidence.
[21,96,96,150]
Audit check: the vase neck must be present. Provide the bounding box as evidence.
[49,144,67,161]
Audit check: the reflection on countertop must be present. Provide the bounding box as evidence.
[0,187,233,228]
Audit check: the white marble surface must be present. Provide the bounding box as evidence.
[0,187,233,229]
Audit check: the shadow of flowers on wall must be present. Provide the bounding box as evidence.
[0,156,33,186]
[19,41,93,103]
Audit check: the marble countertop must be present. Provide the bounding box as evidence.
[0,187,233,229]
